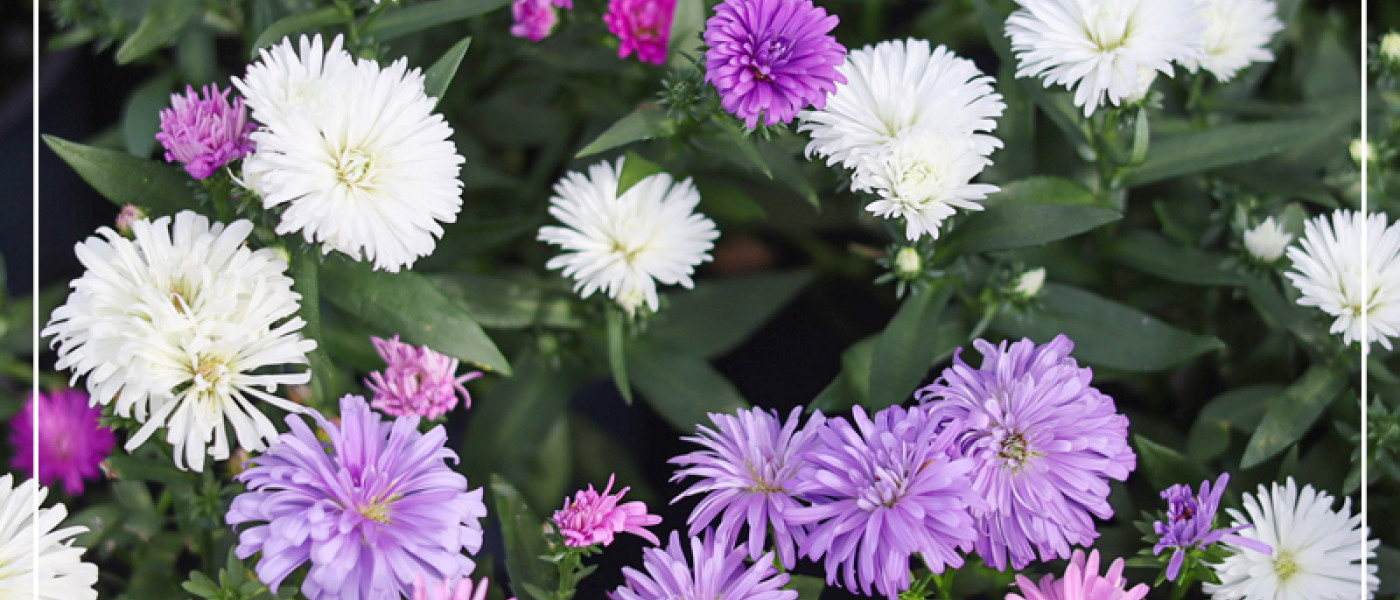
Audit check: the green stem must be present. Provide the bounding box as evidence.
[1169,569,1195,600]
[968,301,1000,342]
[931,570,954,600]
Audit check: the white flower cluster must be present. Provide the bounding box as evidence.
[798,39,1006,242]
[43,211,316,471]
[0,476,98,600]
[1006,0,1283,116]
[1285,209,1400,352]
[236,34,466,273]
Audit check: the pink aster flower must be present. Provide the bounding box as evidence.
[155,83,256,180]
[9,389,115,496]
[115,204,144,236]
[365,335,482,420]
[551,474,661,547]
[511,0,559,42]
[604,0,675,65]
[412,575,514,600]
[1007,549,1149,600]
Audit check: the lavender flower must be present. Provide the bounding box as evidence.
[1153,473,1271,581]
[155,83,256,179]
[610,530,796,600]
[787,405,983,599]
[226,395,486,600]
[916,335,1136,571]
[1008,549,1149,600]
[365,335,482,420]
[604,0,675,65]
[10,389,115,495]
[552,474,661,547]
[703,0,846,129]
[510,0,558,42]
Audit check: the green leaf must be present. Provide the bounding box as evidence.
[1108,231,1244,286]
[361,0,514,41]
[757,139,820,210]
[993,283,1223,372]
[103,453,199,486]
[116,0,200,64]
[643,269,814,359]
[43,135,195,214]
[942,177,1119,255]
[249,6,349,57]
[1133,435,1214,495]
[428,272,583,330]
[423,37,472,103]
[1240,365,1349,469]
[627,344,750,432]
[319,258,511,374]
[462,351,582,488]
[617,151,664,197]
[417,216,542,270]
[122,73,174,158]
[491,476,557,600]
[607,309,634,404]
[809,335,877,412]
[668,0,706,58]
[867,284,954,410]
[790,575,825,600]
[576,108,673,157]
[1121,118,1335,188]
[291,249,336,410]
[1186,384,1282,461]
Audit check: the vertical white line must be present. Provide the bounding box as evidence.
[1359,2,1370,597]
[30,0,41,598]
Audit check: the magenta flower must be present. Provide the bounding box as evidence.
[670,406,824,569]
[1153,473,1271,581]
[604,0,676,65]
[703,0,846,129]
[1008,549,1149,600]
[916,335,1137,571]
[611,530,796,600]
[365,335,481,420]
[412,575,514,600]
[155,83,256,179]
[552,474,660,547]
[227,395,486,600]
[115,204,144,236]
[787,405,984,599]
[511,0,559,42]
[9,389,114,495]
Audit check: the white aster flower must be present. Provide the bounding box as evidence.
[43,211,316,471]
[1204,478,1378,600]
[1006,0,1204,116]
[797,39,1004,171]
[853,128,998,241]
[1243,216,1292,263]
[1181,0,1283,82]
[538,157,719,314]
[234,34,356,129]
[1284,209,1400,351]
[0,476,97,600]
[238,34,465,273]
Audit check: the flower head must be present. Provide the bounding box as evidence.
[916,335,1136,571]
[537,157,719,314]
[10,389,115,495]
[43,211,315,472]
[0,475,99,600]
[238,34,465,273]
[1181,0,1283,82]
[552,474,661,547]
[853,127,998,241]
[610,530,796,600]
[365,335,481,420]
[511,0,559,41]
[787,405,983,599]
[670,407,824,569]
[1008,549,1148,600]
[1243,216,1292,263]
[703,0,846,129]
[1284,209,1400,351]
[1152,473,1271,581]
[227,395,486,600]
[604,0,676,65]
[1006,0,1204,116]
[1203,478,1378,600]
[115,204,144,236]
[412,575,513,600]
[156,83,257,179]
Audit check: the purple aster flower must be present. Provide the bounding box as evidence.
[787,405,983,599]
[703,0,846,129]
[511,0,559,42]
[1008,549,1149,600]
[669,406,824,569]
[1152,473,1271,581]
[9,389,115,495]
[915,335,1137,572]
[610,530,796,600]
[226,394,486,600]
[365,335,482,420]
[604,0,675,66]
[155,83,256,180]
[552,474,661,547]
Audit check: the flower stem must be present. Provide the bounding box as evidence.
[1169,560,1196,600]
[931,570,955,600]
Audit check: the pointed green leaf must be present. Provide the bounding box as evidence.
[1186,384,1282,461]
[1108,231,1245,286]
[462,351,581,488]
[627,344,750,432]
[491,476,556,600]
[607,309,634,404]
[116,0,201,64]
[617,151,664,197]
[1133,435,1214,495]
[122,73,174,158]
[361,0,514,41]
[424,37,472,103]
[249,6,349,57]
[810,335,877,412]
[867,284,954,410]
[643,269,814,358]
[1240,365,1348,469]
[576,108,673,157]
[942,177,1119,255]
[1121,118,1335,187]
[42,135,195,214]
[790,575,825,600]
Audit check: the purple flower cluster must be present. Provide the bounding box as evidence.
[10,388,115,495]
[155,83,256,180]
[703,0,847,129]
[604,0,675,65]
[1153,473,1271,581]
